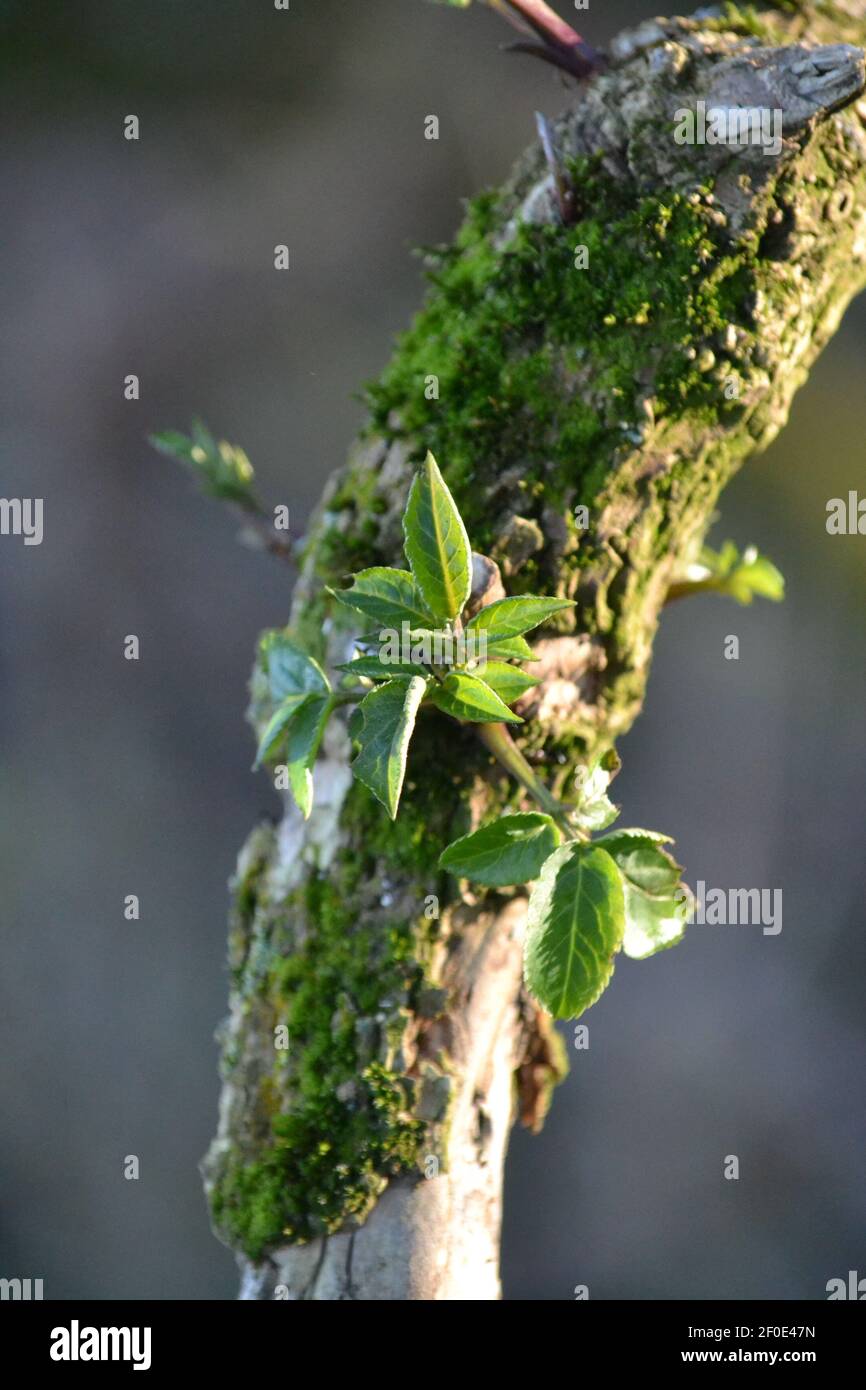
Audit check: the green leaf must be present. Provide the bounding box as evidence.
[254,692,313,768]
[524,843,626,1020]
[328,568,433,630]
[686,542,786,606]
[428,672,522,724]
[571,757,620,832]
[727,547,785,604]
[473,660,539,704]
[596,829,677,890]
[466,595,573,642]
[263,634,330,703]
[484,635,535,661]
[151,420,260,510]
[282,695,333,820]
[440,813,561,887]
[350,676,427,819]
[595,830,691,959]
[402,452,472,623]
[336,655,422,681]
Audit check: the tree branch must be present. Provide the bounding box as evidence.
[203,2,866,1300]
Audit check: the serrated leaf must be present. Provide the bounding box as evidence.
[484,634,535,661]
[471,660,539,704]
[336,655,422,680]
[524,843,625,1020]
[329,567,433,629]
[428,671,522,724]
[254,692,313,768]
[350,676,427,819]
[596,826,673,850]
[466,595,573,642]
[440,813,560,886]
[596,829,690,960]
[264,635,330,703]
[402,452,472,623]
[282,694,333,820]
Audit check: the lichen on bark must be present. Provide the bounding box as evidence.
[203,3,866,1297]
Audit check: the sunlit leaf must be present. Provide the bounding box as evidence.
[428,671,522,724]
[263,634,330,704]
[596,829,692,959]
[328,567,433,630]
[254,692,313,768]
[466,595,573,642]
[336,654,422,680]
[283,694,333,820]
[440,813,560,886]
[571,757,619,832]
[350,676,427,819]
[402,452,473,623]
[524,843,625,1019]
[472,660,539,704]
[484,634,535,661]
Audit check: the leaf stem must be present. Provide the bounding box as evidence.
[233,503,296,565]
[664,579,718,604]
[331,688,370,707]
[477,721,583,841]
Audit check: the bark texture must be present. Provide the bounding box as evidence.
[202,2,866,1299]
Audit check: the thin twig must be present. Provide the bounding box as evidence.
[233,505,296,565]
[495,0,603,79]
[477,721,583,841]
[502,0,586,50]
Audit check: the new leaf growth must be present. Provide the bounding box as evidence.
[251,450,693,1022]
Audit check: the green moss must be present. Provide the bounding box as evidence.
[227,824,274,987]
[366,163,755,567]
[708,2,775,39]
[210,819,444,1258]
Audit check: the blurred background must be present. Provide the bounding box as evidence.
[1,0,863,1300]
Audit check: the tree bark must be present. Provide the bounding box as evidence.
[202,2,866,1300]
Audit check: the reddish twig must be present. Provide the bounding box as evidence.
[494,0,603,79]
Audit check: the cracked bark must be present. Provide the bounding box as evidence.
[203,2,866,1300]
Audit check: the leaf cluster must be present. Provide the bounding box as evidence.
[258,451,571,819]
[251,452,691,1020]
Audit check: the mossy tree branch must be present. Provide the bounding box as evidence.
[202,2,866,1299]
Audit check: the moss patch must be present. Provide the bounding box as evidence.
[366,161,755,564]
[210,837,433,1256]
